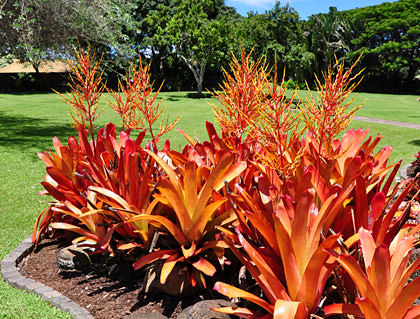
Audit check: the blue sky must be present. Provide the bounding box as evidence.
[225,0,398,19]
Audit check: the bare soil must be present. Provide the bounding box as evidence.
[18,238,209,319]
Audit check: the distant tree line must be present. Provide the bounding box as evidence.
[0,0,419,93]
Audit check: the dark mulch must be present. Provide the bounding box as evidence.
[18,238,210,319]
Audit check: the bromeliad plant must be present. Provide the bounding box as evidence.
[324,227,420,319]
[32,44,420,318]
[33,46,246,289]
[214,180,348,318]
[33,123,159,253]
[33,47,177,253]
[208,47,419,318]
[212,144,418,318]
[127,149,246,288]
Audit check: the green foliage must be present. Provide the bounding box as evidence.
[231,2,314,82]
[0,0,132,73]
[342,0,420,92]
[164,0,231,93]
[1,0,418,93]
[306,7,349,76]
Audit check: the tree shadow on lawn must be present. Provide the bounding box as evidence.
[163,93,212,101]
[0,111,75,159]
[408,139,420,147]
[164,94,190,102]
[166,96,181,102]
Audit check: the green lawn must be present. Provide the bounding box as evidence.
[294,89,420,125]
[0,90,419,318]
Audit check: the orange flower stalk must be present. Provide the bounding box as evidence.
[253,66,303,176]
[301,56,364,156]
[108,56,179,150]
[107,66,139,131]
[211,47,303,175]
[57,46,106,148]
[211,46,268,143]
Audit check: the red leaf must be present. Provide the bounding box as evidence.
[369,192,385,229]
[132,249,178,270]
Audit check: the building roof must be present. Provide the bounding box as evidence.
[0,59,71,73]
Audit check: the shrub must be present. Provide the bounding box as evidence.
[33,46,420,318]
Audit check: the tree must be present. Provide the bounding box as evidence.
[343,0,420,92]
[231,12,272,60]
[266,2,313,82]
[230,1,313,83]
[135,0,176,83]
[119,0,174,80]
[166,0,229,93]
[306,7,349,76]
[0,0,133,73]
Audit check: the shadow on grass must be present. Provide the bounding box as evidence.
[163,94,193,102]
[0,111,160,159]
[408,139,420,146]
[186,92,212,99]
[0,111,75,158]
[166,96,181,102]
[163,93,213,101]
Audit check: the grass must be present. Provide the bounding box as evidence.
[294,89,420,124]
[0,90,419,317]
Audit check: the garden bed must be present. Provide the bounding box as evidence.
[18,238,196,319]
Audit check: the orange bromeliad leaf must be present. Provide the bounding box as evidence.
[214,282,274,314]
[50,222,100,243]
[326,227,420,319]
[273,299,308,319]
[160,252,182,284]
[192,257,216,277]
[127,214,188,245]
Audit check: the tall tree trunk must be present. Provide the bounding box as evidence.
[197,78,203,94]
[180,55,206,94]
[33,63,40,74]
